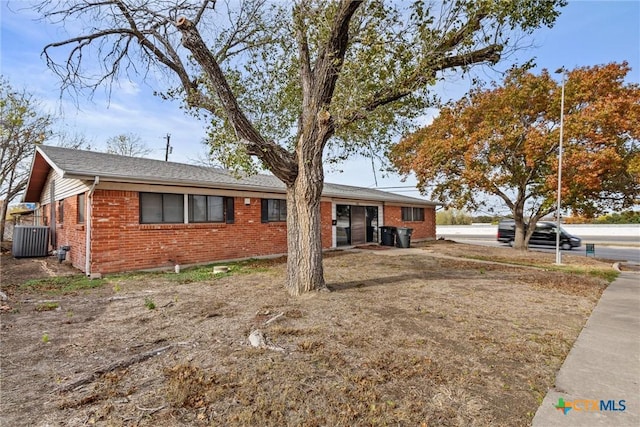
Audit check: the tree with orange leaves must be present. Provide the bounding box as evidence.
[390,62,640,250]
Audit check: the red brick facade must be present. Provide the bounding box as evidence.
[54,196,87,271]
[48,189,435,275]
[383,205,436,240]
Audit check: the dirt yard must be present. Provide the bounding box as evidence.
[0,241,614,426]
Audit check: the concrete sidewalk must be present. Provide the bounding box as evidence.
[532,271,640,427]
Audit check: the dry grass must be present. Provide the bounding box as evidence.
[0,242,613,426]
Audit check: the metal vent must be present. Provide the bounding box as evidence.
[12,226,50,258]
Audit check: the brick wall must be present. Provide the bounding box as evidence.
[383,205,436,240]
[76,190,334,274]
[320,200,333,249]
[48,196,87,272]
[48,189,434,274]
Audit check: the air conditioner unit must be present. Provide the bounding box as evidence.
[12,226,50,258]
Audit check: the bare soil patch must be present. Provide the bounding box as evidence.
[0,242,613,426]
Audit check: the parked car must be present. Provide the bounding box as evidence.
[497,219,581,250]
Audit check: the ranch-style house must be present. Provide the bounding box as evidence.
[22,145,438,276]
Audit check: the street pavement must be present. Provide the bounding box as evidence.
[532,271,640,427]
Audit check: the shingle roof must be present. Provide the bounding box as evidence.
[32,145,438,206]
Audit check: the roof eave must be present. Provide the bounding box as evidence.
[63,172,288,195]
[22,148,57,202]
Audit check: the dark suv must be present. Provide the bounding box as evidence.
[497,220,581,250]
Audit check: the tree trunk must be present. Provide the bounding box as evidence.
[0,197,8,243]
[0,167,17,243]
[512,202,528,250]
[176,13,349,296]
[285,160,327,296]
[513,221,527,250]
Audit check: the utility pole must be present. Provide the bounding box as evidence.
[164,133,172,161]
[555,68,566,265]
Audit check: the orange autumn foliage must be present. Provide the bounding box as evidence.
[391,62,639,221]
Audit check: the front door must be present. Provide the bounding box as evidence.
[350,206,366,245]
[366,206,378,243]
[336,204,379,246]
[336,205,351,246]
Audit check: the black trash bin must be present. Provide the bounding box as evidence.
[380,226,397,246]
[395,227,413,248]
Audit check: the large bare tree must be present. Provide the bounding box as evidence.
[0,79,52,241]
[36,0,565,295]
[105,133,152,157]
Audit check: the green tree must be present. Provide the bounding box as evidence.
[436,209,472,225]
[391,63,640,249]
[36,0,565,294]
[594,211,640,224]
[0,79,52,241]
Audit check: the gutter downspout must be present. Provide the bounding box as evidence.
[85,176,99,276]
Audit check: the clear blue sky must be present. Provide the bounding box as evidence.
[1,1,639,209]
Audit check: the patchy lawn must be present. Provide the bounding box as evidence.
[0,241,614,426]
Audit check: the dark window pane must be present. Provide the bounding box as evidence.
[163,194,184,223]
[207,196,224,222]
[262,199,286,222]
[267,200,278,221]
[401,207,409,221]
[140,193,162,223]
[77,193,86,223]
[336,204,351,246]
[58,200,64,223]
[189,195,225,223]
[268,199,286,222]
[261,199,269,223]
[366,206,378,243]
[140,193,183,223]
[401,207,425,222]
[189,195,207,222]
[225,197,235,224]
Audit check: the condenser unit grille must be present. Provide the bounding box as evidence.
[12,226,50,258]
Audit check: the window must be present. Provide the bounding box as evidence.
[188,195,234,223]
[140,193,184,223]
[77,194,85,223]
[58,200,64,223]
[401,207,424,222]
[261,199,286,222]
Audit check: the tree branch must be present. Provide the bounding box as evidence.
[176,17,297,184]
[295,0,362,160]
[338,44,502,127]
[214,0,268,62]
[435,10,487,53]
[491,183,515,211]
[312,0,362,108]
[41,1,199,105]
[294,2,313,107]
[56,344,175,393]
[194,0,216,25]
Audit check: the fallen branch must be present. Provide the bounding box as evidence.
[56,344,174,393]
[263,312,284,326]
[136,404,166,414]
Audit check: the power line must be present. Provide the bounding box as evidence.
[370,185,433,190]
